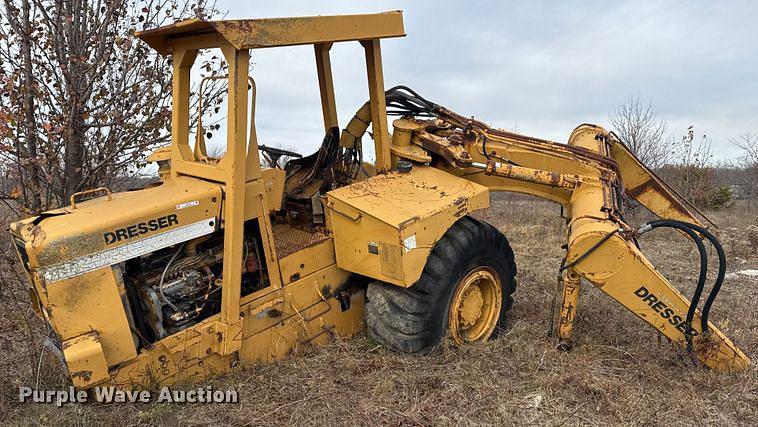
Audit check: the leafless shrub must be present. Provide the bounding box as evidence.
[732,133,758,202]
[747,223,758,254]
[610,95,670,169]
[659,126,731,208]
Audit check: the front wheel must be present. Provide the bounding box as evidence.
[365,216,517,353]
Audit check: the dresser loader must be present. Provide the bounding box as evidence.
[8,11,750,389]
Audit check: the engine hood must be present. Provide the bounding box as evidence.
[10,177,222,283]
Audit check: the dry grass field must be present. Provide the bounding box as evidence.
[1,196,756,426]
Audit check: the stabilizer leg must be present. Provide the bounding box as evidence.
[556,269,582,350]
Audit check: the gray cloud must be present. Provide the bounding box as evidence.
[210,0,758,160]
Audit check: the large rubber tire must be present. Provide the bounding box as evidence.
[365,216,517,353]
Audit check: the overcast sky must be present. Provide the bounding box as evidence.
[210,0,758,161]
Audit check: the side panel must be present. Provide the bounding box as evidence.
[63,332,110,388]
[42,267,137,368]
[278,238,337,285]
[327,197,405,285]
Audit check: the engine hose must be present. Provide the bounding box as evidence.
[158,243,186,311]
[640,220,708,351]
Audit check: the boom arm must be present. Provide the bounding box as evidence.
[344,87,749,372]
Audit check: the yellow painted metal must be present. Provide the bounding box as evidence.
[563,131,748,371]
[315,43,339,131]
[147,147,172,181]
[390,118,433,163]
[46,268,137,367]
[105,263,365,388]
[340,101,371,149]
[345,98,749,371]
[447,165,573,207]
[254,191,283,289]
[566,200,750,371]
[217,45,249,335]
[484,160,582,190]
[281,242,334,284]
[244,75,264,181]
[448,267,502,345]
[146,146,171,163]
[69,187,112,209]
[244,168,285,215]
[170,48,197,170]
[557,269,581,343]
[10,176,222,268]
[135,12,405,54]
[609,139,710,227]
[362,39,392,172]
[63,332,110,388]
[325,165,489,286]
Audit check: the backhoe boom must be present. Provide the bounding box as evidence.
[344,87,750,372]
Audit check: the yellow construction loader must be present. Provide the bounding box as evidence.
[8,11,750,389]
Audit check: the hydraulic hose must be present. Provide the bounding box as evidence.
[639,220,708,350]
[641,220,726,339]
[664,220,726,335]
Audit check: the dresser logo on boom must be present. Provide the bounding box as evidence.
[634,286,697,336]
[104,214,179,245]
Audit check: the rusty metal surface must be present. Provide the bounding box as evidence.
[135,12,405,55]
[610,139,714,227]
[272,224,330,259]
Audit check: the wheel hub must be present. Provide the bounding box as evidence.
[458,286,484,327]
[448,266,503,345]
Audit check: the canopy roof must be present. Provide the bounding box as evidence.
[135,11,405,54]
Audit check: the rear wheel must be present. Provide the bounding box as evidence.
[365,216,517,353]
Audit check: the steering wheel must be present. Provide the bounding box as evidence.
[259,144,302,168]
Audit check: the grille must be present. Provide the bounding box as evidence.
[272,224,330,259]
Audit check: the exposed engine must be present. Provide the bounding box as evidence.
[122,225,266,345]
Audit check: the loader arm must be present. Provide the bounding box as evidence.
[345,87,749,372]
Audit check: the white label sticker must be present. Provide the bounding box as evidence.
[403,235,417,252]
[176,200,199,210]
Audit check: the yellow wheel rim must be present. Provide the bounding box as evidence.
[448,266,503,345]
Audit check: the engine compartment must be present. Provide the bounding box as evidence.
[122,221,268,345]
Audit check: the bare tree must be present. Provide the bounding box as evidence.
[732,132,758,201]
[732,133,758,166]
[0,0,224,214]
[610,95,670,169]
